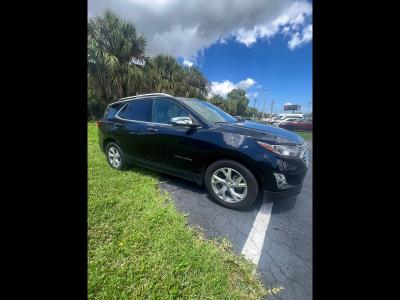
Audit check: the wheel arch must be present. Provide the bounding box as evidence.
[103,137,119,153]
[201,153,263,191]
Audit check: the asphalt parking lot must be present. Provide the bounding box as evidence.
[159,141,312,300]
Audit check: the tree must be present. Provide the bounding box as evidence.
[88,9,147,102]
[227,89,249,116]
[182,67,209,100]
[87,10,211,119]
[208,95,225,107]
[146,54,209,99]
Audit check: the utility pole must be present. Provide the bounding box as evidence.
[262,88,270,121]
[262,98,266,120]
[270,100,274,119]
[253,98,257,119]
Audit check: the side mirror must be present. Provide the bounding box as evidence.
[170,117,199,128]
[235,116,243,121]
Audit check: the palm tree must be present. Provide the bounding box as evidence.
[149,54,183,94]
[88,10,147,101]
[182,67,209,99]
[88,10,211,115]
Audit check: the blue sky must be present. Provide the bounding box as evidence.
[88,0,312,115]
[192,34,312,114]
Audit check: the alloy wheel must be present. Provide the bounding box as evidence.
[108,146,121,168]
[211,167,248,203]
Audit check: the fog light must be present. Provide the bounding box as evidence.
[273,173,287,189]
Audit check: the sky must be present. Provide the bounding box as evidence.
[88,0,312,115]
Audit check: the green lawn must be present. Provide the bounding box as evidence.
[296,131,312,140]
[88,123,266,299]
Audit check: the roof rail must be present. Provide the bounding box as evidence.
[115,93,175,103]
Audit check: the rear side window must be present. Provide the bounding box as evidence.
[118,100,152,122]
[104,104,123,120]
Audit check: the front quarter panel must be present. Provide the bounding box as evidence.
[199,127,307,192]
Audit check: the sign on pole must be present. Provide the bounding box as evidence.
[284,104,301,111]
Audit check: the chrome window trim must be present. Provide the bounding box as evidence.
[116,93,175,103]
[115,103,173,127]
[114,97,202,128]
[115,115,173,127]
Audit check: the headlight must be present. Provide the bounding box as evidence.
[257,141,300,157]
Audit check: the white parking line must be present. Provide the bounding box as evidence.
[241,201,273,265]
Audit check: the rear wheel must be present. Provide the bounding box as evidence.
[106,142,127,170]
[205,160,259,210]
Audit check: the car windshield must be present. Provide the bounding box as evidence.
[183,99,238,124]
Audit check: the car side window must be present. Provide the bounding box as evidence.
[153,99,189,124]
[118,100,152,122]
[104,103,124,120]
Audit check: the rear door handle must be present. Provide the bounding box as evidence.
[146,127,158,133]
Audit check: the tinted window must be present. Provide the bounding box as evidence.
[153,99,189,124]
[104,104,123,120]
[118,100,152,121]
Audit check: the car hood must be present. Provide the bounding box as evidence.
[218,120,304,145]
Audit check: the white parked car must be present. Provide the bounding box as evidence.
[272,116,303,127]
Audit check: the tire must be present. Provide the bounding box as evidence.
[105,142,128,170]
[204,159,259,210]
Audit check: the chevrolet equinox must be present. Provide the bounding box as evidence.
[97,93,309,210]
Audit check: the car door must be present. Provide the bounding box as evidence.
[113,99,154,161]
[147,98,205,175]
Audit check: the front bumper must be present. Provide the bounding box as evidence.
[255,147,309,196]
[264,183,303,198]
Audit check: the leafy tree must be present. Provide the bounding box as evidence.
[88,10,209,103]
[208,95,225,107]
[88,9,147,102]
[88,10,211,118]
[227,89,249,116]
[146,54,208,99]
[182,66,209,100]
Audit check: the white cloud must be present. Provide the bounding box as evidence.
[234,1,312,47]
[210,80,236,98]
[237,78,256,90]
[288,24,312,50]
[88,0,313,58]
[210,78,256,98]
[182,58,194,67]
[282,26,290,35]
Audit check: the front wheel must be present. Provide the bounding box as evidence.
[204,160,259,210]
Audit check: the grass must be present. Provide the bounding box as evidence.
[296,131,312,140]
[88,123,266,299]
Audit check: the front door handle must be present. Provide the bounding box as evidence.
[146,127,158,133]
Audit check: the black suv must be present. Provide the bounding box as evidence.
[97,93,309,210]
